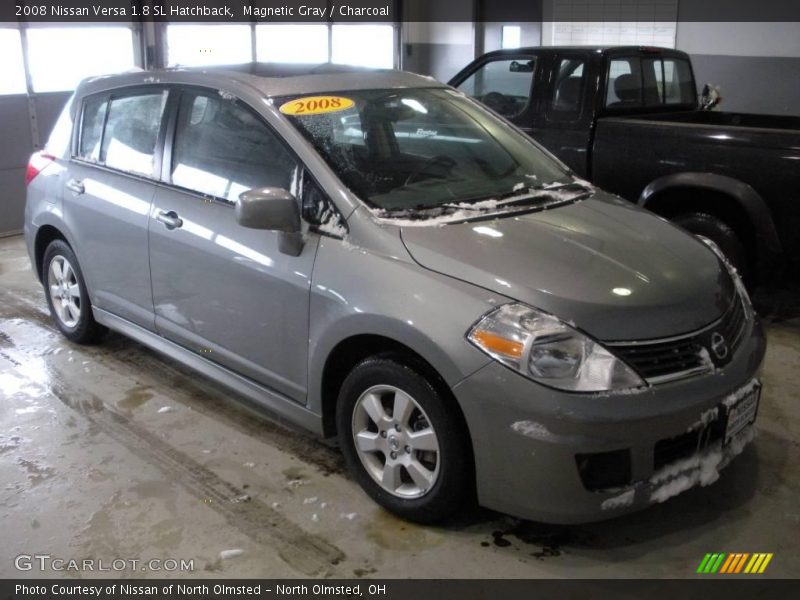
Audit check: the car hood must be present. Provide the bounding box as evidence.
[399,195,735,341]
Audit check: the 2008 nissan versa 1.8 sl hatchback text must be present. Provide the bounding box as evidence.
[25,66,765,524]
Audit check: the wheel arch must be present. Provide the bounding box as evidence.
[638,172,783,282]
[313,321,478,442]
[33,224,69,283]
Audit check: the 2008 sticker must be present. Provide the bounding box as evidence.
[279,96,355,116]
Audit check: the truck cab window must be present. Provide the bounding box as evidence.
[551,58,586,117]
[606,57,642,109]
[456,57,536,118]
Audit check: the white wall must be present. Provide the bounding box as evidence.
[676,22,800,58]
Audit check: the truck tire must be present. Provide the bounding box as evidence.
[673,212,749,282]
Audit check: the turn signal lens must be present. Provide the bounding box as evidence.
[470,330,524,359]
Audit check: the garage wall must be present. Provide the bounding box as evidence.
[402,0,544,81]
[402,0,475,82]
[0,91,71,236]
[480,0,542,53]
[676,21,800,115]
[0,95,30,237]
[403,22,475,82]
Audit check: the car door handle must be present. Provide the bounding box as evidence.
[155,210,183,230]
[65,178,85,195]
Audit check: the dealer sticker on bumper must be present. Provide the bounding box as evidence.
[724,381,761,446]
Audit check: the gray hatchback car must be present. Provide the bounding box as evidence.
[24,66,765,524]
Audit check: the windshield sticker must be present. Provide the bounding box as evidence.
[279,96,355,116]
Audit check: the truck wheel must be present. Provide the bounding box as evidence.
[43,240,107,344]
[673,212,749,281]
[336,357,472,523]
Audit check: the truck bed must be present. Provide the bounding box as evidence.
[629,110,800,133]
[591,111,800,262]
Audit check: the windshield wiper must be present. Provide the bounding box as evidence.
[444,181,594,210]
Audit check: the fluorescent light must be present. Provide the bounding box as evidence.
[332,25,394,69]
[167,24,251,67]
[0,29,26,94]
[256,25,328,63]
[502,25,522,49]
[27,27,134,92]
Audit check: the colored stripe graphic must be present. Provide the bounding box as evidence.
[699,552,773,574]
[720,554,736,573]
[728,552,745,573]
[697,554,712,573]
[700,553,774,574]
[744,554,760,573]
[758,554,773,573]
[734,553,750,573]
[705,553,721,573]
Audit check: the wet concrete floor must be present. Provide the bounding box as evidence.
[1,234,798,578]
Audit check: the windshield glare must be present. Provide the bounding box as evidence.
[279,88,570,212]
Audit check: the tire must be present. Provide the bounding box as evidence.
[336,356,472,524]
[42,240,106,344]
[673,212,750,282]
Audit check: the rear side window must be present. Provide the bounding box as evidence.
[607,56,694,109]
[78,96,107,161]
[662,59,695,105]
[101,91,168,176]
[170,90,298,203]
[456,57,536,118]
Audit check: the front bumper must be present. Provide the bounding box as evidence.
[452,316,766,524]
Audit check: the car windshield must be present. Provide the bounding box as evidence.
[278,88,574,212]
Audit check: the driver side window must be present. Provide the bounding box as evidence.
[456,57,536,118]
[171,90,299,203]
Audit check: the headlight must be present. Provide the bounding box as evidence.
[697,236,753,316]
[467,303,645,392]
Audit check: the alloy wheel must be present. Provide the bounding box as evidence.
[351,384,441,498]
[48,255,81,328]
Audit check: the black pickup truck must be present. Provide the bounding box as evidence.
[449,46,800,285]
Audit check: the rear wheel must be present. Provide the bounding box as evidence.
[43,240,106,344]
[673,212,749,282]
[336,357,472,523]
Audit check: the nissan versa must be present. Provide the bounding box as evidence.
[24,67,765,524]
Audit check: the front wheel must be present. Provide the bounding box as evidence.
[43,240,106,344]
[336,357,472,523]
[673,212,749,282]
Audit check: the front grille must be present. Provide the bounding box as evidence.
[608,296,748,385]
[612,337,705,381]
[654,412,726,471]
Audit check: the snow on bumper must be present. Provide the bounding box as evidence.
[639,425,754,506]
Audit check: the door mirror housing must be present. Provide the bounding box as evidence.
[236,187,300,232]
[236,187,304,257]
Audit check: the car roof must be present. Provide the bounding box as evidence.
[476,45,690,57]
[76,63,443,98]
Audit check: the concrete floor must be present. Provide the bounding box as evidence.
[1,233,799,579]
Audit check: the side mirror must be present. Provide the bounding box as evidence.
[236,187,300,232]
[236,187,304,257]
